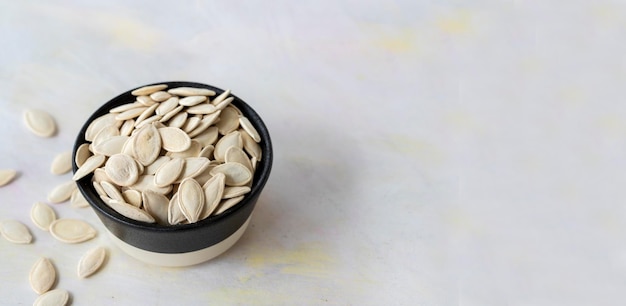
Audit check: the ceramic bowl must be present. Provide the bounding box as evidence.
[72,81,273,267]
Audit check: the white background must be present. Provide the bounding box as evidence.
[0,1,624,305]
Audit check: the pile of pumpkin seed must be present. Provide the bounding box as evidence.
[73,84,262,225]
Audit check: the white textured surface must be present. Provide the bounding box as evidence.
[0,1,623,305]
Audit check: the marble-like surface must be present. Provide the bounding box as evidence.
[0,1,623,305]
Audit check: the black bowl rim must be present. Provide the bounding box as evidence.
[72,81,273,235]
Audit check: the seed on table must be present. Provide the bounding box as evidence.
[23,109,57,137]
[77,247,107,279]
[200,173,225,220]
[29,257,56,294]
[49,219,97,243]
[30,202,57,231]
[70,189,90,208]
[48,181,77,204]
[179,95,207,106]
[0,169,17,187]
[158,127,191,152]
[178,178,204,223]
[131,84,167,96]
[50,151,72,175]
[149,91,171,102]
[73,154,106,181]
[214,195,245,216]
[105,153,139,186]
[168,87,216,96]
[0,220,32,244]
[154,157,184,187]
[209,162,252,186]
[33,288,69,306]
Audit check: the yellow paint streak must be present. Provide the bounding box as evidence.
[376,29,418,53]
[436,10,473,35]
[246,242,335,278]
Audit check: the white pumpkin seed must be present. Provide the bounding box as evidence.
[122,190,142,208]
[177,157,211,182]
[156,97,179,115]
[167,193,186,225]
[239,116,262,143]
[194,168,214,186]
[33,288,69,306]
[214,196,245,215]
[104,154,139,186]
[225,146,253,171]
[48,181,77,204]
[211,89,231,105]
[213,131,243,161]
[133,124,161,166]
[187,111,221,138]
[136,95,157,106]
[135,114,163,129]
[49,219,97,243]
[222,186,251,199]
[0,220,32,243]
[216,106,240,135]
[182,116,202,133]
[115,106,148,121]
[31,202,56,231]
[92,125,121,147]
[134,103,159,126]
[187,103,217,115]
[110,101,144,113]
[150,91,171,102]
[154,157,184,187]
[159,127,191,152]
[72,154,106,181]
[24,109,57,137]
[74,143,92,168]
[70,189,90,208]
[198,145,214,159]
[100,181,125,202]
[210,162,252,186]
[240,129,262,160]
[50,151,72,175]
[168,140,201,159]
[119,119,135,136]
[179,95,207,106]
[92,135,129,156]
[167,111,188,129]
[214,97,234,111]
[142,191,170,224]
[93,168,113,185]
[159,105,184,122]
[85,113,120,142]
[129,175,172,194]
[131,84,167,96]
[192,126,219,147]
[77,247,107,278]
[92,181,106,197]
[144,156,171,175]
[178,178,204,223]
[200,173,225,220]
[168,87,216,96]
[0,169,17,187]
[29,257,56,294]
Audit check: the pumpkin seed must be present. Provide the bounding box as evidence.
[210,162,252,186]
[77,247,107,279]
[216,106,240,135]
[144,156,171,175]
[178,178,204,223]
[72,154,106,181]
[100,181,125,202]
[92,181,106,197]
[135,115,163,129]
[214,196,245,215]
[115,106,148,121]
[187,111,221,138]
[50,151,72,175]
[240,129,262,160]
[93,168,113,185]
[239,116,261,143]
[200,173,225,220]
[0,169,17,187]
[136,95,157,106]
[167,193,186,225]
[74,143,92,168]
[225,146,253,172]
[122,189,142,208]
[133,124,161,166]
[33,288,69,306]
[214,97,234,111]
[187,103,217,115]
[29,257,56,294]
[110,101,144,113]
[131,84,167,96]
[104,154,139,186]
[213,131,243,161]
[48,181,77,204]
[179,95,207,106]
[168,87,216,96]
[103,198,155,223]
[167,111,188,129]
[159,127,191,152]
[222,186,251,199]
[198,145,214,159]
[129,175,172,195]
[70,189,90,208]
[85,113,120,142]
[134,103,159,126]
[182,116,202,133]
[150,91,171,102]
[211,89,231,106]
[159,105,184,122]
[168,140,201,159]
[49,219,97,243]
[176,157,210,182]
[156,97,179,115]
[154,157,184,187]
[24,109,57,137]
[192,126,219,147]
[92,135,129,156]
[31,202,56,231]
[0,220,32,244]
[142,190,169,224]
